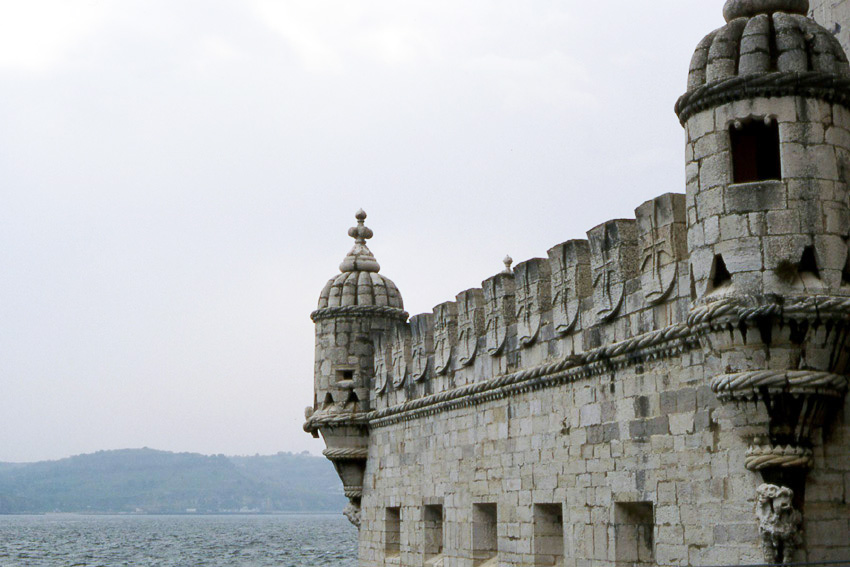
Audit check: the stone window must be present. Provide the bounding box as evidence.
[423,504,444,564]
[385,506,401,558]
[533,503,564,566]
[730,119,781,183]
[613,502,654,566]
[472,503,498,566]
[708,254,732,292]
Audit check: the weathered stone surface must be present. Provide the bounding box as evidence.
[305,4,850,565]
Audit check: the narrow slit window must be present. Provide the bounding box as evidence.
[730,119,781,183]
[842,247,850,285]
[799,246,820,278]
[710,254,732,291]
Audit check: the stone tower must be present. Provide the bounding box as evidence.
[677,0,850,560]
[810,0,850,55]
[303,2,850,564]
[303,210,407,527]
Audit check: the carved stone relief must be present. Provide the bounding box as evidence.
[372,332,390,394]
[547,240,591,336]
[483,272,516,355]
[409,314,434,382]
[390,323,410,388]
[588,219,639,322]
[636,193,687,304]
[756,483,802,565]
[343,501,362,529]
[433,302,458,375]
[514,258,551,346]
[456,289,484,366]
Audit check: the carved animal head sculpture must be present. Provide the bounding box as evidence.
[756,483,803,565]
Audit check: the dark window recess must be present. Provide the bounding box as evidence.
[345,390,359,405]
[843,248,850,285]
[710,255,732,290]
[338,369,354,381]
[730,120,781,183]
[799,246,820,278]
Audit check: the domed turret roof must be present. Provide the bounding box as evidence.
[316,210,404,311]
[676,0,850,122]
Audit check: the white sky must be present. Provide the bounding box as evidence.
[0,0,723,462]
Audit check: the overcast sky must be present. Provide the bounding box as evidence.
[0,1,724,462]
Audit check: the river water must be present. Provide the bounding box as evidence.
[0,514,358,566]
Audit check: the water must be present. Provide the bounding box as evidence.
[0,514,358,567]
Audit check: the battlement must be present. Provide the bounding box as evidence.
[369,193,691,417]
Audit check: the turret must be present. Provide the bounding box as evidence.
[677,0,850,301]
[304,210,408,527]
[677,1,850,561]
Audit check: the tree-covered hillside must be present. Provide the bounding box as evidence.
[0,449,346,514]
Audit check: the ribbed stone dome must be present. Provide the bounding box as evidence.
[316,210,404,310]
[676,0,850,123]
[687,6,849,92]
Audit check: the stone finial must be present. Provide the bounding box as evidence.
[339,209,381,273]
[502,255,513,274]
[723,0,808,22]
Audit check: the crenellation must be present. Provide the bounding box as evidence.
[588,219,639,330]
[456,288,485,368]
[513,258,552,348]
[483,270,517,359]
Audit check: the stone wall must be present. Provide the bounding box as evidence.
[811,0,850,55]
[350,181,850,565]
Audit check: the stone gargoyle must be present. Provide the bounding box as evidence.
[756,483,803,564]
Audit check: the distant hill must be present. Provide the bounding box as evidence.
[0,449,346,514]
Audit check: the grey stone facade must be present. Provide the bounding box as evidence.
[305,1,850,565]
[811,0,850,55]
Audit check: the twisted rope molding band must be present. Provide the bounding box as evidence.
[367,330,699,428]
[711,370,849,401]
[311,305,409,322]
[343,486,363,499]
[745,444,813,471]
[304,294,850,431]
[675,71,850,124]
[322,447,369,460]
[687,294,850,327]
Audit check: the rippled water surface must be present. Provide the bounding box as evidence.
[0,514,357,566]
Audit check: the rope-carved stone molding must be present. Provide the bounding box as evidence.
[745,444,813,471]
[675,71,850,124]
[343,486,363,499]
[311,305,409,323]
[303,294,850,431]
[304,413,370,432]
[322,447,369,460]
[688,294,850,328]
[711,370,849,401]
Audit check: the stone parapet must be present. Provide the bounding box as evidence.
[365,193,694,415]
